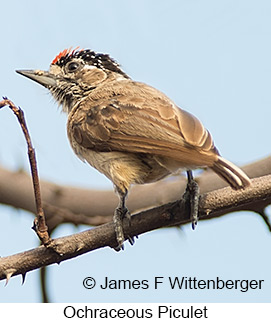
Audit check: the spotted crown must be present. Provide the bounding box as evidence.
[51,48,129,78]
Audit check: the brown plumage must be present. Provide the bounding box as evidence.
[67,80,250,192]
[16,48,251,249]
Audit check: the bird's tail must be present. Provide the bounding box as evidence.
[210,156,251,190]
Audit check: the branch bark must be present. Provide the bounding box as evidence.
[0,175,270,282]
[0,156,270,229]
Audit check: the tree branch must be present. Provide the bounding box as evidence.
[0,175,270,283]
[0,157,270,229]
[0,98,50,245]
[0,99,270,284]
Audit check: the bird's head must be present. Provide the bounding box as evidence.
[16,48,129,112]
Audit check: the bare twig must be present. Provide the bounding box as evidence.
[0,175,270,283]
[0,97,51,245]
[40,267,49,303]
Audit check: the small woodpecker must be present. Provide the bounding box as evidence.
[16,48,251,250]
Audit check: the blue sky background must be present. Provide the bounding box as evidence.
[0,0,270,302]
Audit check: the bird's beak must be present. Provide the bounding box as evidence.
[16,69,57,89]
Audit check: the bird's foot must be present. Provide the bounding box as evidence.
[183,171,200,229]
[113,206,133,251]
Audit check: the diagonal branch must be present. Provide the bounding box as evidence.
[0,175,270,282]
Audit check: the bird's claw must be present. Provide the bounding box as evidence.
[184,172,200,229]
[113,206,132,250]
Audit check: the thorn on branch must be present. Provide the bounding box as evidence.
[257,208,271,232]
[4,268,16,286]
[0,97,51,246]
[21,273,26,285]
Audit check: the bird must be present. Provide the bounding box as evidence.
[16,48,251,250]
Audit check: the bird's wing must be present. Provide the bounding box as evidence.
[68,83,218,167]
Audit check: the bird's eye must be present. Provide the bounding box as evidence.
[66,61,80,73]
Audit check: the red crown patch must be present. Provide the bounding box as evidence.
[51,47,80,65]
